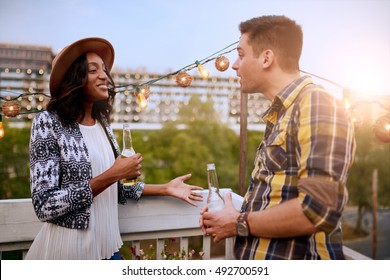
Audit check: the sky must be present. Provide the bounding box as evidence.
[0,0,389,97]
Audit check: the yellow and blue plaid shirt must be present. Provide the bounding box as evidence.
[234,76,356,259]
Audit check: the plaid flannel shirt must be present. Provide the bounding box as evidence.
[234,76,356,259]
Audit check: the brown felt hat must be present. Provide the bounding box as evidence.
[49,37,115,95]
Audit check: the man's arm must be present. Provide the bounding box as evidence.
[201,194,316,243]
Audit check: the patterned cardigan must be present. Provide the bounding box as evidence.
[29,111,144,229]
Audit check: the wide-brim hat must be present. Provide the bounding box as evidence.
[49,37,115,95]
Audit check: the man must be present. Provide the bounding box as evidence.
[200,15,356,260]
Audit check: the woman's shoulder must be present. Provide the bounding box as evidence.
[33,110,60,123]
[31,111,64,134]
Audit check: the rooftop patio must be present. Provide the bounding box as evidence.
[0,189,370,260]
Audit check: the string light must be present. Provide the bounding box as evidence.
[135,85,150,109]
[2,100,21,118]
[176,71,193,87]
[115,40,239,91]
[137,93,147,109]
[373,114,390,143]
[140,85,151,100]
[196,61,209,79]
[0,115,4,139]
[343,88,351,111]
[2,39,388,147]
[215,56,230,72]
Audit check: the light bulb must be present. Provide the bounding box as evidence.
[176,71,193,87]
[343,88,351,111]
[215,56,230,72]
[2,100,21,118]
[140,85,150,100]
[197,63,209,79]
[137,93,148,109]
[373,114,390,143]
[343,98,351,111]
[0,115,4,139]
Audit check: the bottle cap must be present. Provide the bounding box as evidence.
[207,163,215,170]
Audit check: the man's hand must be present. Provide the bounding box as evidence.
[199,192,240,243]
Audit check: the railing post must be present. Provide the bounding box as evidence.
[180,237,189,258]
[22,250,28,260]
[225,237,234,260]
[202,235,211,260]
[156,238,165,260]
[131,240,140,260]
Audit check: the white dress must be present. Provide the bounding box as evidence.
[25,122,123,259]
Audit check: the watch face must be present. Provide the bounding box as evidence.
[237,222,249,237]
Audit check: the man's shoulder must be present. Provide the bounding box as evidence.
[298,84,341,104]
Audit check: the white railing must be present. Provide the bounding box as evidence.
[0,189,370,260]
[118,189,241,260]
[0,189,240,260]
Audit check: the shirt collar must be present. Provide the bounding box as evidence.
[262,75,313,123]
[276,75,314,110]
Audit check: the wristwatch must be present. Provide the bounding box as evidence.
[236,212,250,237]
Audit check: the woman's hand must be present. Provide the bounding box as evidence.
[166,174,203,207]
[113,153,143,180]
[90,153,143,197]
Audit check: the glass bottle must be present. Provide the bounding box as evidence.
[121,123,137,186]
[206,163,225,212]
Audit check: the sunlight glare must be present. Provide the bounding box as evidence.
[340,43,390,97]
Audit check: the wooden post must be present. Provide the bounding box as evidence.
[238,92,248,196]
[372,168,378,259]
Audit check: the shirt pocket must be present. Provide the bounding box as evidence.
[263,129,288,172]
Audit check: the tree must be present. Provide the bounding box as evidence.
[0,120,31,199]
[347,123,390,233]
[134,95,240,193]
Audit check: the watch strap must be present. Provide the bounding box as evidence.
[238,212,249,223]
[237,212,250,236]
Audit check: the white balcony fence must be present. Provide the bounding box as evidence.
[0,189,369,260]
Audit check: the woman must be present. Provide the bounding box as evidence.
[26,37,203,259]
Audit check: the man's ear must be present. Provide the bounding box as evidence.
[261,49,274,68]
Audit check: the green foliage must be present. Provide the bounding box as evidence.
[178,94,220,123]
[371,144,390,206]
[0,121,31,199]
[347,124,390,208]
[132,96,241,192]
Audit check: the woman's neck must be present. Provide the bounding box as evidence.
[79,102,95,126]
[79,116,96,126]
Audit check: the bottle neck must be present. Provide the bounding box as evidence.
[209,185,220,193]
[123,129,133,151]
[207,169,219,191]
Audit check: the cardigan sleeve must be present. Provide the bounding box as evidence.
[29,112,93,224]
[118,181,144,204]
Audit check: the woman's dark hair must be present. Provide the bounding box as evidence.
[46,53,116,126]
